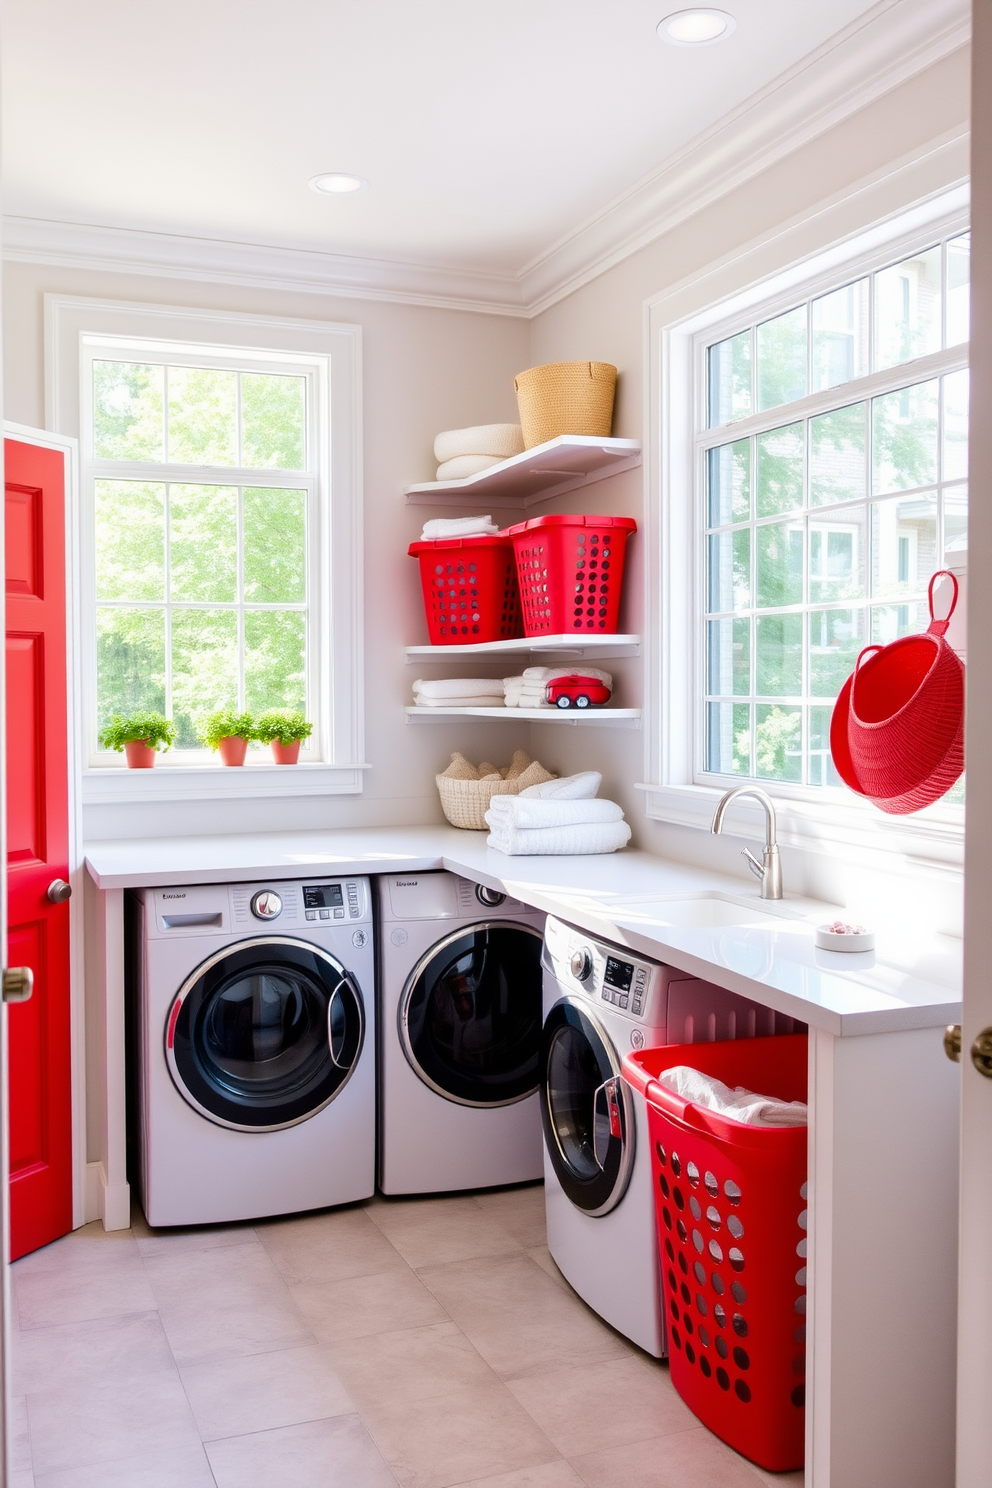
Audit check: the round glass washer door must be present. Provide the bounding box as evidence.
[166,937,364,1132]
[541,997,634,1216]
[400,921,543,1108]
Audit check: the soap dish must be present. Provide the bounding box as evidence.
[815,921,875,953]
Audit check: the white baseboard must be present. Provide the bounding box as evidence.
[87,1162,131,1231]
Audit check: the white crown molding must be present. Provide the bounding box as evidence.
[2,0,970,320]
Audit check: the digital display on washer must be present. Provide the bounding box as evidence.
[603,956,633,992]
[303,884,344,908]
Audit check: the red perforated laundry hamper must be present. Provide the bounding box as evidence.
[408,534,523,644]
[505,514,636,636]
[623,1036,808,1473]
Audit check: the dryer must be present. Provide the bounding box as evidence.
[377,871,546,1195]
[133,877,375,1227]
[541,914,801,1357]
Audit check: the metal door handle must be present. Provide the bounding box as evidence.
[944,1025,962,1061]
[2,967,33,1003]
[943,1023,992,1078]
[592,1077,623,1169]
[47,878,72,904]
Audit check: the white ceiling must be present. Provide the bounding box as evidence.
[2,0,967,291]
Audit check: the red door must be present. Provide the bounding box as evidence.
[5,438,72,1260]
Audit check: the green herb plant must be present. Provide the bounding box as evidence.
[254,709,313,746]
[99,711,176,753]
[201,709,256,751]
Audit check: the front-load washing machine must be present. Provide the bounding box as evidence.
[133,877,375,1227]
[541,914,802,1356]
[377,871,546,1195]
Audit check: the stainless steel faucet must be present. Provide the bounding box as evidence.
[711,787,783,900]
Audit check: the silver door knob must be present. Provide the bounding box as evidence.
[47,879,72,904]
[2,967,33,1003]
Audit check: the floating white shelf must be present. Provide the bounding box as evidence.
[405,706,641,728]
[405,632,641,662]
[404,435,641,510]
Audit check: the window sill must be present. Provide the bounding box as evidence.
[82,762,370,805]
[637,781,963,874]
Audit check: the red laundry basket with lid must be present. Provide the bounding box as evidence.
[505,514,636,636]
[830,570,964,813]
[408,533,523,644]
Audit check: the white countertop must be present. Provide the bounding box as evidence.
[84,826,962,1038]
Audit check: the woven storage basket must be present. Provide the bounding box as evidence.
[513,361,617,449]
[436,772,526,830]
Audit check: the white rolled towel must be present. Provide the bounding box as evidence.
[522,665,613,687]
[413,677,505,699]
[486,796,624,829]
[436,455,503,482]
[486,820,632,856]
[520,771,602,800]
[657,1067,808,1127]
[420,515,499,540]
[434,423,525,463]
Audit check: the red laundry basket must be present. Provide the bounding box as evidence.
[623,1036,808,1473]
[504,514,636,636]
[408,534,523,644]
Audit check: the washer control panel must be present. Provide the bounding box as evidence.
[543,914,683,1027]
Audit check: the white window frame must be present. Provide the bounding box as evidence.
[640,182,970,872]
[46,296,366,804]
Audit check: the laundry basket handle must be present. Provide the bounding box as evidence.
[927,569,959,636]
[853,643,884,677]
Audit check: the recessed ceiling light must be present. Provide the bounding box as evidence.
[657,9,736,45]
[309,173,369,196]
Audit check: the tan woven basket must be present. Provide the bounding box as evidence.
[513,361,617,449]
[437,773,525,830]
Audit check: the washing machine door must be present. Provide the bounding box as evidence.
[541,996,635,1217]
[400,922,543,1107]
[166,937,364,1132]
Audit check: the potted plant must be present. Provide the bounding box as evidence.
[99,711,176,769]
[201,709,255,766]
[254,709,313,765]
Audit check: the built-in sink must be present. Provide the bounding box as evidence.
[610,893,805,929]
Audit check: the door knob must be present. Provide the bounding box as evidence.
[944,1024,962,1062]
[47,878,72,904]
[971,1028,992,1078]
[2,967,33,1004]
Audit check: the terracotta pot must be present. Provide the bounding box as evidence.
[218,735,249,767]
[124,740,156,769]
[270,739,301,765]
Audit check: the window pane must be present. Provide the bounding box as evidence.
[756,306,806,411]
[874,247,942,370]
[707,441,750,525]
[707,529,750,612]
[167,366,237,465]
[171,609,239,749]
[755,705,801,782]
[871,601,927,643]
[756,423,803,517]
[944,485,968,556]
[707,702,750,775]
[169,485,238,603]
[809,508,865,602]
[96,607,166,734]
[756,614,802,696]
[808,608,864,698]
[809,403,866,508]
[95,480,165,601]
[943,369,969,482]
[241,374,306,470]
[245,610,306,714]
[93,362,164,461]
[755,520,802,607]
[946,234,970,346]
[243,488,307,603]
[871,380,938,495]
[708,331,751,427]
[871,495,938,598]
[808,705,841,786]
[707,617,750,695]
[811,279,868,392]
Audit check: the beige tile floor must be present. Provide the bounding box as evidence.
[9,1184,804,1488]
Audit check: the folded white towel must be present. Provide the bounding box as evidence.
[521,665,613,687]
[657,1067,808,1127]
[436,455,503,482]
[486,796,624,829]
[520,771,602,800]
[413,677,505,699]
[486,820,632,856]
[420,515,500,540]
[434,423,525,463]
[415,696,506,709]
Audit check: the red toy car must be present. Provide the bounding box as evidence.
[545,674,612,709]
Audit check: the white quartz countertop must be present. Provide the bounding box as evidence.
[85,826,962,1038]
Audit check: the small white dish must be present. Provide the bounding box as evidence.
[815,922,875,953]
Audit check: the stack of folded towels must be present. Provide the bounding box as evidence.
[413,678,505,709]
[433,423,525,482]
[485,770,631,855]
[419,514,500,540]
[503,666,612,708]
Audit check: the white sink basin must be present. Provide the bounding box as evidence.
[611,894,802,929]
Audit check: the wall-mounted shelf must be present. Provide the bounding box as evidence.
[406,706,641,728]
[404,435,641,510]
[405,633,641,662]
